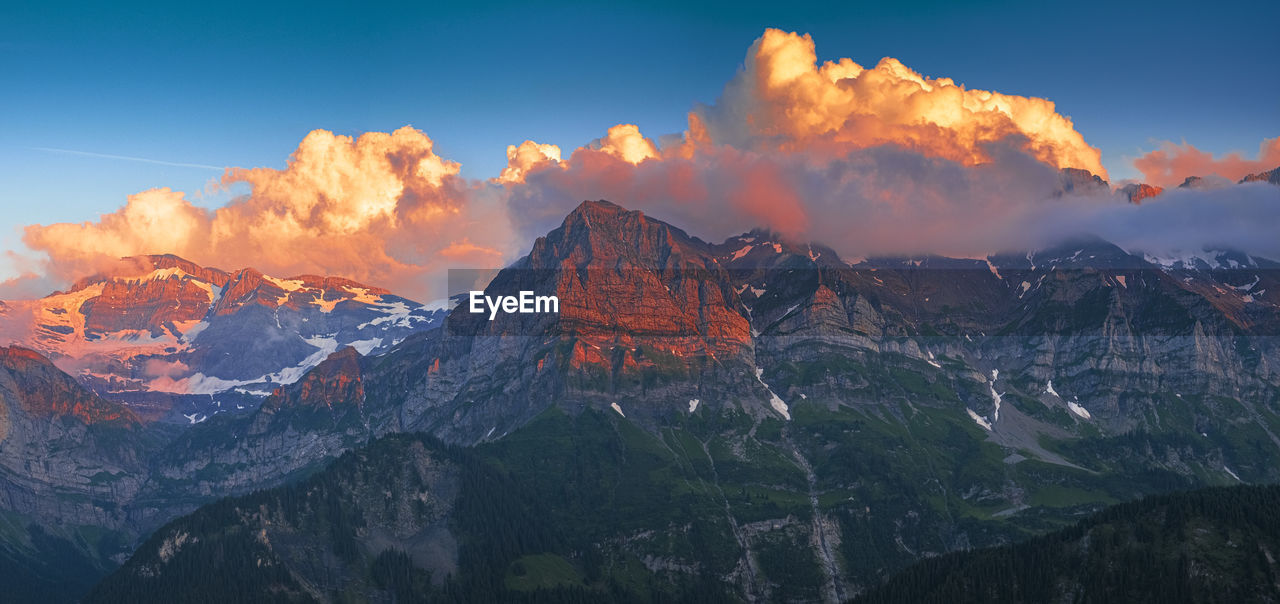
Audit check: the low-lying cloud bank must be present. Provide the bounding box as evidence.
[5,29,1278,302]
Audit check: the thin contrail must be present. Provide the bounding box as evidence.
[30,147,225,171]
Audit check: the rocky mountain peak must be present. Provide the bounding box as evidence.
[1240,166,1280,185]
[1120,182,1164,203]
[1179,175,1205,189]
[1059,167,1110,195]
[66,254,231,294]
[0,345,138,425]
[537,199,705,268]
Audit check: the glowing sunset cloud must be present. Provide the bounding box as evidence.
[8,29,1280,304]
[498,141,562,184]
[21,127,512,301]
[594,124,660,164]
[1134,137,1280,187]
[690,29,1107,178]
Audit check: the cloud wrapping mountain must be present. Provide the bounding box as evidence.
[21,128,515,301]
[6,29,1279,302]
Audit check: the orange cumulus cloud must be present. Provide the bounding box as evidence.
[23,187,210,283]
[497,140,562,184]
[690,28,1107,178]
[1133,137,1280,187]
[21,127,514,301]
[593,124,659,164]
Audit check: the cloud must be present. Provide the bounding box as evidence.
[504,124,1280,268]
[1037,183,1280,261]
[22,187,210,283]
[19,127,514,301]
[1133,137,1280,187]
[497,140,561,184]
[591,124,659,164]
[498,28,1120,252]
[505,132,1076,259]
[689,29,1108,179]
[9,29,1280,308]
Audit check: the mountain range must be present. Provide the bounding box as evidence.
[2,184,1280,601]
[0,255,446,422]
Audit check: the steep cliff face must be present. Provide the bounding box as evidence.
[380,201,780,441]
[264,346,366,413]
[0,346,148,594]
[0,347,140,425]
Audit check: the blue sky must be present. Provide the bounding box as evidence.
[2,0,1277,277]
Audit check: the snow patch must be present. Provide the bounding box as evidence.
[259,336,340,386]
[265,276,305,292]
[343,287,380,305]
[347,338,383,355]
[754,367,791,420]
[180,320,210,342]
[985,258,1003,280]
[166,373,262,395]
[688,399,699,413]
[1045,380,1059,397]
[730,245,754,261]
[1224,466,1241,482]
[988,371,1003,423]
[1115,275,1127,288]
[1067,401,1091,419]
[967,408,993,431]
[610,402,625,417]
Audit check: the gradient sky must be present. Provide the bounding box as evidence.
[2,0,1277,281]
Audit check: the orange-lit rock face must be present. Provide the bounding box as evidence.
[435,201,756,405]
[527,201,751,359]
[266,347,364,412]
[212,269,394,316]
[0,346,137,425]
[1121,183,1164,204]
[83,277,215,336]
